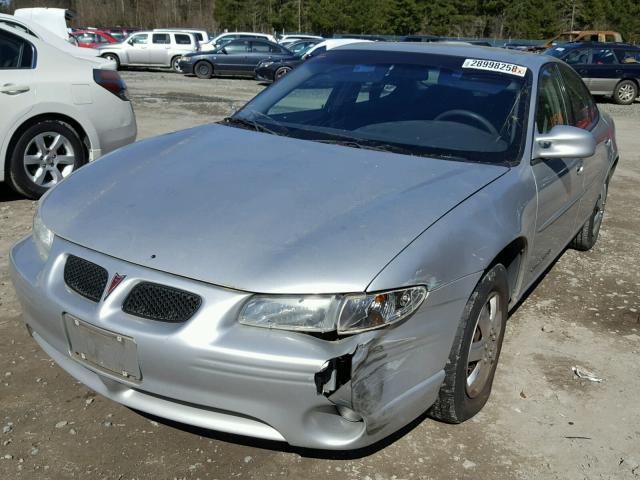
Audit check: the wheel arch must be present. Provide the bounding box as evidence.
[4,113,90,181]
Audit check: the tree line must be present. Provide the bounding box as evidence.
[3,0,639,41]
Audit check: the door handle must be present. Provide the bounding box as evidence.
[0,83,30,95]
[576,160,584,175]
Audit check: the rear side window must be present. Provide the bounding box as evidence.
[306,45,326,58]
[152,33,170,44]
[0,30,35,69]
[96,33,111,44]
[557,63,598,130]
[591,48,617,65]
[536,65,568,133]
[616,50,640,64]
[251,42,271,53]
[174,34,191,45]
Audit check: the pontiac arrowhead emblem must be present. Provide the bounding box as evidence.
[104,273,126,300]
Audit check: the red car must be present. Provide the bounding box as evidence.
[71,30,119,48]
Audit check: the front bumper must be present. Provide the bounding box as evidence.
[9,235,464,450]
[254,66,274,82]
[178,61,195,74]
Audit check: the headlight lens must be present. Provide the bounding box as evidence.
[33,209,54,261]
[260,61,274,68]
[238,286,426,335]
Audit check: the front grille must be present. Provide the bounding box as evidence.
[64,255,109,302]
[122,282,201,323]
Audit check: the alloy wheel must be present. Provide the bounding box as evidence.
[618,83,636,103]
[22,132,77,188]
[466,292,503,398]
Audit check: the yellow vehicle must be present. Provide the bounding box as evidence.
[532,31,623,51]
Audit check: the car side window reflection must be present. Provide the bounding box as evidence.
[0,30,35,69]
[557,63,598,130]
[152,34,170,45]
[536,65,568,134]
[563,49,589,65]
[591,48,617,65]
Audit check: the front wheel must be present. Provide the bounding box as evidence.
[171,56,182,73]
[429,264,509,423]
[194,61,213,79]
[613,80,638,105]
[102,53,120,69]
[274,66,292,80]
[570,182,608,251]
[7,120,87,199]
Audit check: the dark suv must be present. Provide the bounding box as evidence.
[545,42,640,104]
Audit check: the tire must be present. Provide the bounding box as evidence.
[102,53,120,69]
[429,264,509,424]
[194,61,213,79]
[613,80,637,105]
[274,66,291,80]
[171,56,182,73]
[570,181,608,251]
[7,120,87,200]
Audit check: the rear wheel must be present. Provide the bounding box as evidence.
[570,182,608,251]
[102,53,120,69]
[429,264,509,423]
[194,61,213,79]
[613,80,637,105]
[7,120,86,199]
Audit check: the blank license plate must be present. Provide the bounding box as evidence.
[64,314,141,381]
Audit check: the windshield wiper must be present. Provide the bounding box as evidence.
[221,117,273,134]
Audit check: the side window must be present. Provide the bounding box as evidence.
[251,42,271,53]
[174,34,191,45]
[130,34,148,45]
[269,44,283,53]
[152,33,170,45]
[536,65,568,133]
[306,45,326,59]
[591,48,617,65]
[557,63,598,130]
[563,48,590,65]
[0,30,35,69]
[96,34,111,44]
[224,42,248,53]
[194,33,203,41]
[615,50,640,64]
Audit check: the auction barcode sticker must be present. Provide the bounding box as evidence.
[462,59,528,77]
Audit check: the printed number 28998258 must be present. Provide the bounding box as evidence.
[462,58,528,77]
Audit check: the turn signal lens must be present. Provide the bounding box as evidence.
[337,287,427,334]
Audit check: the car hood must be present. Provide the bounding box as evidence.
[41,125,508,294]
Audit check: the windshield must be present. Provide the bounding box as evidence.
[543,47,567,58]
[232,50,531,165]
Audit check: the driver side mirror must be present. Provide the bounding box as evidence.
[220,47,228,54]
[127,39,134,45]
[533,125,596,160]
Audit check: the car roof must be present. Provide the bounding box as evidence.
[335,41,553,70]
[552,41,639,49]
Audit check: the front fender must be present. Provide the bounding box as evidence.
[367,167,537,296]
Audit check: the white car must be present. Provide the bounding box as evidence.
[0,12,110,63]
[153,28,211,46]
[0,25,137,199]
[200,32,277,52]
[278,34,323,45]
[98,30,199,72]
[302,38,372,59]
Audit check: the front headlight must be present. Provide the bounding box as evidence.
[238,286,427,335]
[260,61,274,68]
[33,209,54,261]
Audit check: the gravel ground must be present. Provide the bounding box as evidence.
[0,71,639,480]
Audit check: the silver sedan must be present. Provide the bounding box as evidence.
[10,43,617,450]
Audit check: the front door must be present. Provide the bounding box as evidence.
[127,33,149,64]
[527,64,584,283]
[583,47,620,95]
[562,47,592,88]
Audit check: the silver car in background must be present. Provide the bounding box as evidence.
[10,44,617,450]
[98,30,198,72]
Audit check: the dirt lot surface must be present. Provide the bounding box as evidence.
[1,71,639,480]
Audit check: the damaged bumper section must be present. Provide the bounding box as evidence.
[9,234,471,450]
